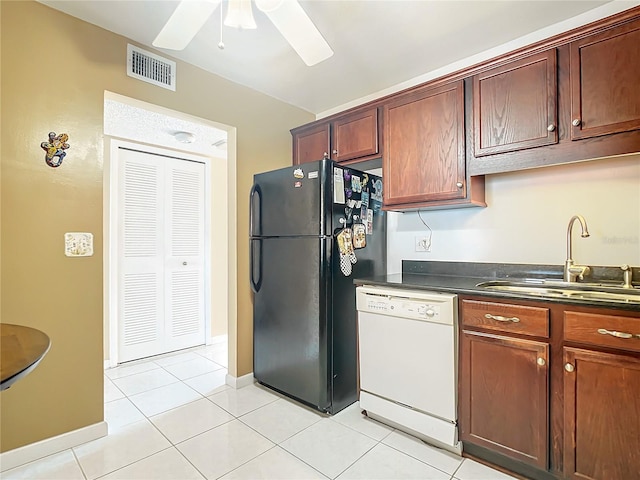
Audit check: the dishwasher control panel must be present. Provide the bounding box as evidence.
[356,285,457,325]
[364,296,441,321]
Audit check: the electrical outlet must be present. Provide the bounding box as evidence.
[415,235,431,252]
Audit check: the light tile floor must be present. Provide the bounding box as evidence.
[3,344,519,480]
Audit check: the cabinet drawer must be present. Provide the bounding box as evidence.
[461,299,549,337]
[564,311,640,353]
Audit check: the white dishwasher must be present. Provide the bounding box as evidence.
[356,285,461,454]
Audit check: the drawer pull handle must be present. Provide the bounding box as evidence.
[485,313,520,323]
[597,328,634,339]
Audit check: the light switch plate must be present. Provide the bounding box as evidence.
[65,232,94,257]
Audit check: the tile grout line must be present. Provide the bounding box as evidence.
[70,448,89,480]
[379,437,464,478]
[100,346,489,480]
[102,351,225,480]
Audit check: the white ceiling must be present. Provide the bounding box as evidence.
[39,1,635,116]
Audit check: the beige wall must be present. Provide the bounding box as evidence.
[387,154,640,272]
[0,1,313,452]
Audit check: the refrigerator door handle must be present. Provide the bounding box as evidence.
[249,183,262,237]
[250,238,262,293]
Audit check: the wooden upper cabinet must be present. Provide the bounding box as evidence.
[570,18,640,140]
[563,347,640,480]
[292,107,380,165]
[473,50,558,156]
[332,108,379,162]
[460,330,549,469]
[383,80,467,208]
[292,122,330,165]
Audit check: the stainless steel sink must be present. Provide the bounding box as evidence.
[476,280,640,304]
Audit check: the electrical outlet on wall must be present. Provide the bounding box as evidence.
[415,235,431,252]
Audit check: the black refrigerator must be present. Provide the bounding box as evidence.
[250,159,386,414]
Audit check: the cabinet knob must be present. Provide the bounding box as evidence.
[572,119,581,127]
[565,363,575,372]
[537,357,546,366]
[332,149,338,155]
[456,182,463,188]
[183,261,187,266]
[547,124,556,132]
[323,152,329,159]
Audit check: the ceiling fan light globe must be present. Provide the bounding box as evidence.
[255,0,285,13]
[224,0,257,29]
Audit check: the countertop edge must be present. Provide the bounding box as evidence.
[353,274,640,313]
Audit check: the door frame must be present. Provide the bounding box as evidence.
[106,139,213,366]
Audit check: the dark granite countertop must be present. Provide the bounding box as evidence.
[354,261,640,313]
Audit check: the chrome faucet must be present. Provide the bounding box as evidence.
[564,214,590,282]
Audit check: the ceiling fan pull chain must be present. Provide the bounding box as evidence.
[218,2,225,50]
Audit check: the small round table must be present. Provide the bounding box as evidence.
[1,324,51,391]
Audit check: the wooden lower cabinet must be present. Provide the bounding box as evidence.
[459,297,640,479]
[563,347,640,480]
[460,330,549,469]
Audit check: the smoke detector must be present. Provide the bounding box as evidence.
[174,131,196,143]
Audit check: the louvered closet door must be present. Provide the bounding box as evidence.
[164,157,205,352]
[118,148,205,362]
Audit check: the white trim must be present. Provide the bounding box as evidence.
[0,421,107,472]
[209,334,228,345]
[317,0,640,119]
[106,139,213,365]
[102,90,238,383]
[225,372,254,389]
[104,91,229,133]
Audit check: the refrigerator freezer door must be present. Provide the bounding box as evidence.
[253,236,332,412]
[251,161,330,237]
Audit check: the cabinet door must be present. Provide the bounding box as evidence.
[292,123,330,165]
[473,50,557,156]
[460,330,549,469]
[383,80,465,207]
[332,108,379,162]
[570,19,640,140]
[563,347,640,480]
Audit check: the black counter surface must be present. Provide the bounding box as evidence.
[354,261,640,313]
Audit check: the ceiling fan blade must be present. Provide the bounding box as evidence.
[153,0,222,50]
[255,0,333,66]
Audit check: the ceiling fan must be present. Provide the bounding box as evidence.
[152,0,333,66]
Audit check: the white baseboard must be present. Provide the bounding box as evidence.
[226,372,254,389]
[208,334,228,345]
[0,421,108,472]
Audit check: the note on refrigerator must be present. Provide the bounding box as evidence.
[333,167,345,204]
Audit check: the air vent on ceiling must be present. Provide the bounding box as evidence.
[127,44,176,91]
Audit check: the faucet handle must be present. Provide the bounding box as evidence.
[577,265,590,281]
[621,264,633,289]
[567,264,590,282]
